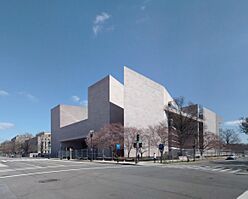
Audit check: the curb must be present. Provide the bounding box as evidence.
[90,160,139,166]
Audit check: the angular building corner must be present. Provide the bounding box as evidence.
[51,66,221,158]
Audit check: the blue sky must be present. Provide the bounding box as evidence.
[0,0,247,143]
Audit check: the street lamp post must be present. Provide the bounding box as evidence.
[165,102,173,160]
[168,118,173,160]
[193,143,196,161]
[48,142,51,159]
[90,130,94,162]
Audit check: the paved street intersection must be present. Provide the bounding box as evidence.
[156,158,248,175]
[0,157,247,199]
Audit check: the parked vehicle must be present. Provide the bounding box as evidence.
[225,155,237,160]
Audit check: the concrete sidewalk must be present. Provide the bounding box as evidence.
[51,156,228,166]
[76,159,193,166]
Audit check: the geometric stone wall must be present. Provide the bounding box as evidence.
[124,67,174,157]
[51,75,124,157]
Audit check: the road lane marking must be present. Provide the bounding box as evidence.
[219,169,232,172]
[0,164,85,173]
[49,159,95,164]
[0,165,132,179]
[211,168,223,171]
[229,169,242,174]
[159,164,243,175]
[237,190,248,199]
[1,159,49,162]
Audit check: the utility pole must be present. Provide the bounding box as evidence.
[90,130,94,162]
[168,118,173,160]
[135,134,139,164]
[159,144,164,163]
[165,102,173,160]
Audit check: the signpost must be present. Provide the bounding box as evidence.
[134,134,142,164]
[116,143,121,163]
[89,130,94,162]
[116,144,121,150]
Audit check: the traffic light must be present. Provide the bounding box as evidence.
[136,134,140,142]
[139,143,142,148]
[159,144,164,151]
[133,143,137,148]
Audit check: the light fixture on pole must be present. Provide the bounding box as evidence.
[89,130,94,161]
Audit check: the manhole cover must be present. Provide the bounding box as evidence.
[38,179,60,183]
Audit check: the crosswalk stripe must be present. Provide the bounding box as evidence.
[219,168,232,172]
[211,168,223,171]
[158,164,245,175]
[229,169,242,173]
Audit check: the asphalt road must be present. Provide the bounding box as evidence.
[158,157,248,175]
[0,157,247,199]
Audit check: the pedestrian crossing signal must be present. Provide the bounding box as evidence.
[136,134,140,142]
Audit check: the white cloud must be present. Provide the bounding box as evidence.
[93,12,111,36]
[224,120,242,126]
[18,92,38,102]
[0,122,15,130]
[0,90,9,96]
[71,95,81,103]
[94,12,110,24]
[71,96,87,106]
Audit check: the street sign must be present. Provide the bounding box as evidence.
[116,144,121,150]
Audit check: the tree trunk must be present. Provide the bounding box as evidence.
[179,142,183,156]
[127,150,130,158]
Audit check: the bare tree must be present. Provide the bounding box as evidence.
[15,133,33,155]
[156,122,168,145]
[124,127,138,158]
[220,129,240,145]
[165,96,200,155]
[0,140,14,155]
[143,122,169,158]
[146,125,160,152]
[86,123,124,151]
[240,117,248,135]
[21,140,32,156]
[200,131,220,156]
[138,128,149,159]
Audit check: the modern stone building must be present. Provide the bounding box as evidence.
[51,66,220,157]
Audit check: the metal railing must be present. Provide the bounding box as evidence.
[58,148,114,160]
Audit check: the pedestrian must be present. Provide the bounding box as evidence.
[153,153,157,163]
